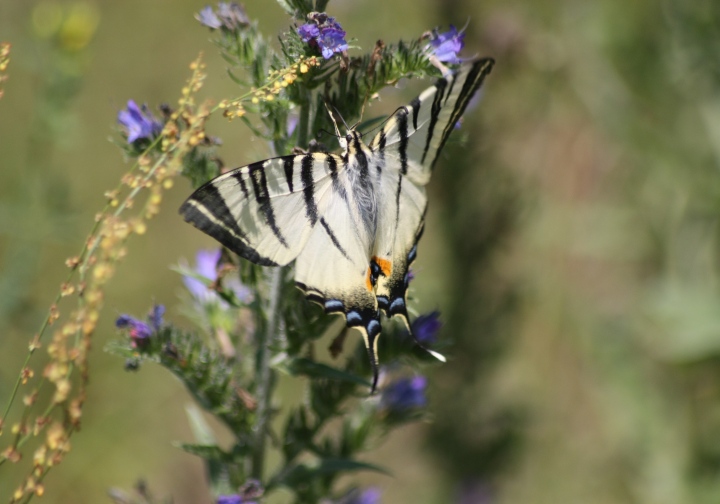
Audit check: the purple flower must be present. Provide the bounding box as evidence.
[217,496,243,504]
[216,2,249,30]
[297,13,348,59]
[347,488,382,504]
[298,23,320,42]
[456,481,493,504]
[412,310,442,345]
[428,25,465,64]
[196,3,248,31]
[183,248,221,301]
[149,304,165,330]
[196,6,222,29]
[381,376,427,411]
[318,27,348,59]
[183,249,252,305]
[216,480,262,504]
[116,304,164,348]
[117,100,163,144]
[286,113,299,136]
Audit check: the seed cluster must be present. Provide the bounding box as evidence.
[1,54,210,503]
[218,55,320,120]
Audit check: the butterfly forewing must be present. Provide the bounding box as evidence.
[180,153,337,266]
[369,58,495,178]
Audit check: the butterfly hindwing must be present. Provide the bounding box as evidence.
[372,166,427,329]
[294,148,383,388]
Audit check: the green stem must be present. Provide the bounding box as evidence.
[297,89,311,149]
[251,266,284,480]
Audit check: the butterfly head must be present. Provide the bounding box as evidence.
[340,130,366,156]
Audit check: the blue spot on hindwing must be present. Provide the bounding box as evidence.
[346,311,363,325]
[407,245,417,263]
[390,298,405,312]
[377,296,389,310]
[367,319,381,337]
[324,299,344,312]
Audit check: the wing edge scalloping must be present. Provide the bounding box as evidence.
[296,281,383,392]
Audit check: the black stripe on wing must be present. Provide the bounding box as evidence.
[249,161,289,248]
[430,58,494,167]
[179,197,278,267]
[319,217,351,261]
[301,153,319,225]
[420,77,449,165]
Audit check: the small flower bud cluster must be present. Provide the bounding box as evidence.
[1,54,211,502]
[217,56,320,120]
[159,58,209,152]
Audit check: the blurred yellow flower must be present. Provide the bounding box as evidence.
[32,1,100,51]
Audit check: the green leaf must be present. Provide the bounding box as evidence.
[270,457,390,489]
[277,357,371,387]
[185,403,218,445]
[356,115,389,135]
[274,0,296,16]
[314,457,390,476]
[175,442,227,460]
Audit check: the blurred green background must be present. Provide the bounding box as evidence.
[3,0,720,502]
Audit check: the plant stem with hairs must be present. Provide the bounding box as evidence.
[251,267,284,480]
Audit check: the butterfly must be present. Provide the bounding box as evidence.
[180,58,494,391]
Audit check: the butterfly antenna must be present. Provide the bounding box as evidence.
[331,104,353,133]
[323,101,343,137]
[317,128,340,139]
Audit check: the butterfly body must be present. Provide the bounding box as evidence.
[180,59,494,390]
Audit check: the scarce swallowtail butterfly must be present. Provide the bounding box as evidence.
[180,58,494,391]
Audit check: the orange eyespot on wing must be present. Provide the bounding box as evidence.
[371,256,392,277]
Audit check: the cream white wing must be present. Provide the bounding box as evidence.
[368,58,494,185]
[367,59,493,347]
[371,165,426,329]
[180,153,337,266]
[293,148,384,390]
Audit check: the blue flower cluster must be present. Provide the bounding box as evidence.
[411,310,442,345]
[183,248,252,306]
[297,12,348,59]
[196,2,249,31]
[217,479,262,504]
[116,304,164,348]
[117,100,163,144]
[427,25,466,64]
[381,376,428,412]
[217,495,256,504]
[346,487,382,504]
